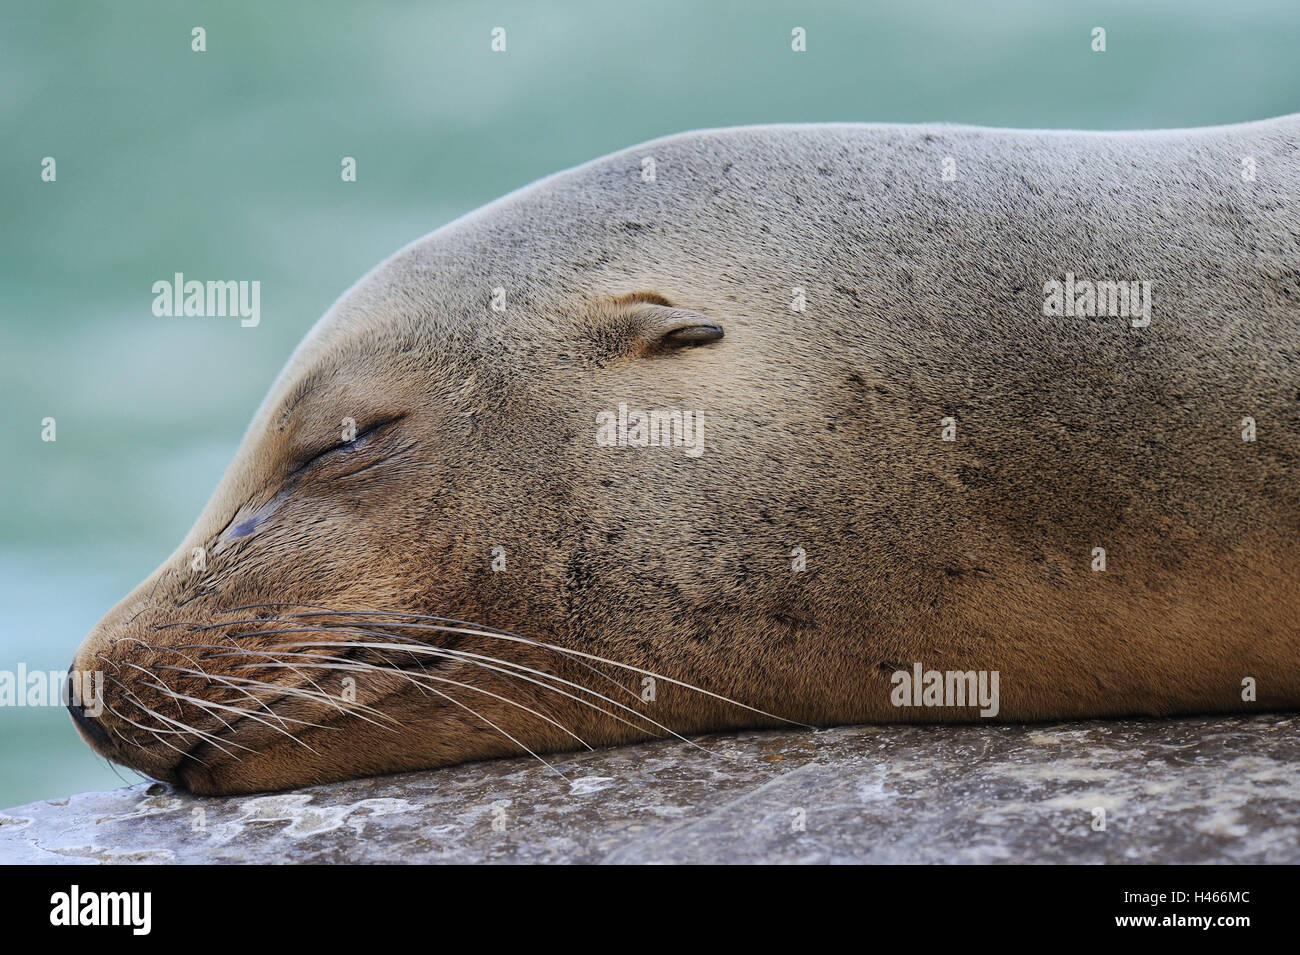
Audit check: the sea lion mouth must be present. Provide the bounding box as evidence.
[73,602,798,794]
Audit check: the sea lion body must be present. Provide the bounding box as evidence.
[71,118,1300,793]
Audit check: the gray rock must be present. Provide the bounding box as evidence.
[2,715,1296,864]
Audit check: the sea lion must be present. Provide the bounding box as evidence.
[69,117,1300,795]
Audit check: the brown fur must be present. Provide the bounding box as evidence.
[70,119,1300,794]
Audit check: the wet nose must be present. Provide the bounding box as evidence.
[66,670,110,747]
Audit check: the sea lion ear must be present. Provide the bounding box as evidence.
[612,293,724,354]
[654,316,725,349]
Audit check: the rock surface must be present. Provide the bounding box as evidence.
[2,715,1297,864]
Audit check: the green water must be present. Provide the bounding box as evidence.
[2,0,1297,809]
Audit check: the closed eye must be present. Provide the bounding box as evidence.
[291,414,406,473]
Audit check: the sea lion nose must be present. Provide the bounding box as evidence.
[66,669,110,748]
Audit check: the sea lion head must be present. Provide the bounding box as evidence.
[65,173,814,794]
[68,121,1300,793]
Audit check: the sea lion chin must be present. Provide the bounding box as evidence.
[69,119,1300,795]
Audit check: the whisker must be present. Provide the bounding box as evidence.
[152,663,294,730]
[168,606,804,727]
[158,664,402,733]
[149,686,326,756]
[174,622,715,754]
[217,626,672,738]
[121,661,232,729]
[157,644,404,730]
[97,672,201,737]
[277,610,641,701]
[136,603,805,771]
[163,607,640,701]
[127,649,390,749]
[231,655,593,751]
[266,630,715,754]
[424,684,570,781]
[121,662,243,736]
[369,617,806,728]
[133,643,297,732]
[107,706,195,763]
[213,637,642,736]
[101,671,245,760]
[164,636,367,716]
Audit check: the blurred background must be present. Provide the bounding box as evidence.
[2,0,1298,808]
